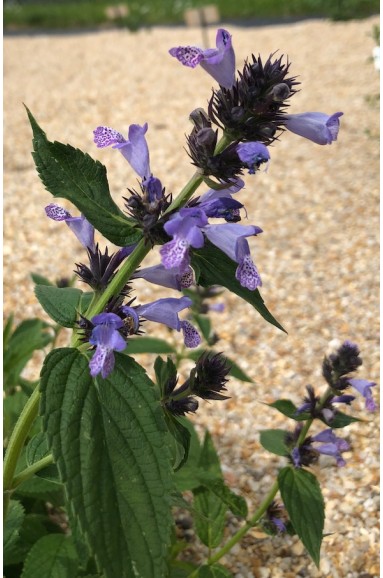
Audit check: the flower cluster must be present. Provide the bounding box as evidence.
[46,29,346,382]
[287,340,377,469]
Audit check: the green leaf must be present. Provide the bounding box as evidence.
[191,241,285,332]
[27,107,142,247]
[34,285,84,327]
[26,432,59,482]
[31,272,54,286]
[4,513,52,566]
[4,500,25,560]
[323,411,362,428]
[21,534,78,578]
[154,355,178,398]
[278,466,325,567]
[193,314,212,341]
[259,429,289,456]
[15,475,64,506]
[3,318,52,389]
[199,477,248,518]
[193,432,227,548]
[197,564,234,577]
[267,399,310,421]
[165,412,191,472]
[125,336,176,355]
[174,419,204,492]
[40,348,174,578]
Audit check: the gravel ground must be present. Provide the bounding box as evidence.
[4,16,380,578]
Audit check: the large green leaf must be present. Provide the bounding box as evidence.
[40,348,173,578]
[191,241,285,332]
[21,534,78,578]
[26,107,142,247]
[278,466,325,567]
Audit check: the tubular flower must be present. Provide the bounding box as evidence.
[122,296,201,348]
[160,208,208,273]
[236,141,270,174]
[347,378,377,412]
[169,28,235,89]
[203,223,263,290]
[133,264,195,291]
[311,429,350,467]
[284,112,343,145]
[45,203,95,251]
[93,122,163,195]
[89,313,127,379]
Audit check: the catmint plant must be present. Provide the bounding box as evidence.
[3,27,376,578]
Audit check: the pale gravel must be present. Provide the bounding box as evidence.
[4,16,380,578]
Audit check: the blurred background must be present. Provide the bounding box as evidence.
[4,0,380,32]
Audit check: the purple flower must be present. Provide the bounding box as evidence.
[160,208,208,273]
[89,313,127,378]
[45,203,95,251]
[169,29,236,89]
[122,296,201,348]
[347,378,377,412]
[236,142,270,174]
[312,429,350,467]
[284,112,343,145]
[134,264,194,291]
[93,122,154,182]
[203,223,263,290]
[198,189,244,222]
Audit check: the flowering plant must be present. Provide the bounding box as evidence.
[3,28,376,578]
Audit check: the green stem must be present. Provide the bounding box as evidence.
[187,480,279,576]
[296,387,333,445]
[163,171,204,216]
[3,386,41,519]
[12,454,54,489]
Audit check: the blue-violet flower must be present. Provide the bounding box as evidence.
[284,112,343,145]
[45,203,95,251]
[89,312,127,378]
[169,28,235,89]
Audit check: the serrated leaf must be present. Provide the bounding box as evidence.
[40,348,173,578]
[15,475,64,505]
[125,336,176,355]
[26,107,142,247]
[197,564,234,577]
[193,431,227,547]
[191,241,285,332]
[34,285,84,327]
[21,534,78,578]
[199,477,248,518]
[4,513,51,566]
[4,500,25,559]
[259,429,289,456]
[278,466,325,567]
[267,399,310,421]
